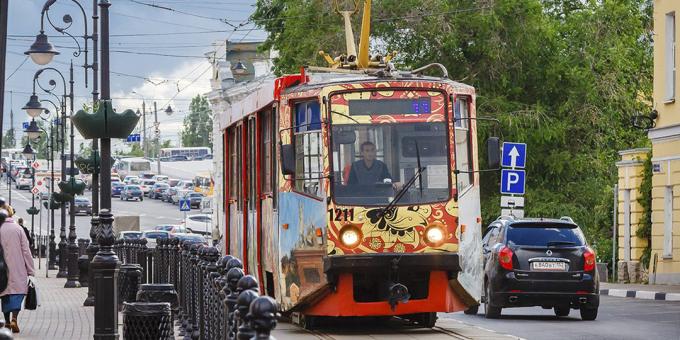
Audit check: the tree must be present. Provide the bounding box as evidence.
[254,0,653,267]
[180,95,213,147]
[2,128,15,149]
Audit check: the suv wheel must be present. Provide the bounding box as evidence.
[484,282,501,319]
[554,306,570,317]
[580,307,597,321]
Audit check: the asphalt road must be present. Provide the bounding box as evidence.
[443,295,680,340]
[0,179,187,239]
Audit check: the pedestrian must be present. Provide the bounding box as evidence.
[0,199,13,218]
[15,218,34,257]
[0,209,35,333]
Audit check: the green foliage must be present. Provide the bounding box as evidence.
[255,0,653,267]
[161,140,173,149]
[180,95,213,147]
[2,128,16,149]
[115,143,144,157]
[636,151,652,268]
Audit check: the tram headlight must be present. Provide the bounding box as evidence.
[339,225,362,249]
[424,224,446,247]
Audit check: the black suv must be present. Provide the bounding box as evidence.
[475,216,599,320]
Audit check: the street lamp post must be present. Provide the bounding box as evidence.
[153,101,173,174]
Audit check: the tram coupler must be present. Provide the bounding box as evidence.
[387,282,410,311]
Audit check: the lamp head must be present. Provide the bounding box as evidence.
[25,32,60,65]
[22,143,36,160]
[24,120,42,141]
[165,105,173,115]
[23,95,45,118]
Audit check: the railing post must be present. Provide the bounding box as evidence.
[177,241,192,336]
[235,289,259,340]
[226,266,245,340]
[200,247,219,339]
[249,296,280,340]
[138,239,148,284]
[185,243,203,339]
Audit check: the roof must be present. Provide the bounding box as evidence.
[495,215,577,226]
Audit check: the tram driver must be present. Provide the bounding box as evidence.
[347,141,402,190]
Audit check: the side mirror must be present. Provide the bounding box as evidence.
[486,137,500,169]
[280,143,296,176]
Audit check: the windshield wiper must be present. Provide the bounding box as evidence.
[330,110,361,124]
[379,166,426,217]
[546,241,576,247]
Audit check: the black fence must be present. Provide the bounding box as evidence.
[34,235,49,258]
[114,237,279,339]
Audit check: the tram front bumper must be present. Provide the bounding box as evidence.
[323,253,461,274]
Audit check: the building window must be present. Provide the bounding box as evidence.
[666,12,676,101]
[455,97,473,190]
[663,186,674,258]
[294,101,323,197]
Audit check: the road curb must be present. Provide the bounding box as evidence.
[600,288,680,301]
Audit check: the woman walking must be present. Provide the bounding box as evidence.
[0,209,35,333]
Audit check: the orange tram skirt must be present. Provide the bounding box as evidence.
[303,271,468,317]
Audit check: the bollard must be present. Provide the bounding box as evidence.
[249,296,280,340]
[225,267,245,340]
[235,290,259,340]
[78,254,90,287]
[118,264,142,311]
[136,283,179,320]
[122,302,173,340]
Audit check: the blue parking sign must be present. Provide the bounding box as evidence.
[501,169,526,195]
[22,122,29,130]
[501,142,527,168]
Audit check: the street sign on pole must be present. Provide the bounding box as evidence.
[501,208,525,218]
[31,187,40,195]
[179,199,191,212]
[500,196,525,208]
[23,122,30,130]
[501,169,526,195]
[501,142,527,168]
[31,161,40,170]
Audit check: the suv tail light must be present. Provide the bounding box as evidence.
[499,246,514,270]
[583,247,596,271]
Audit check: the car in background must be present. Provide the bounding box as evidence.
[160,157,171,162]
[149,182,170,199]
[142,230,170,249]
[171,189,192,205]
[193,154,213,160]
[162,187,179,203]
[184,213,211,234]
[140,179,156,196]
[123,176,140,185]
[169,155,189,161]
[120,185,144,201]
[475,216,599,320]
[111,182,125,197]
[118,231,143,240]
[167,178,180,187]
[183,192,204,208]
[176,180,195,191]
[16,173,33,189]
[154,224,190,234]
[70,196,92,215]
[152,175,168,183]
[171,233,208,245]
[140,172,155,180]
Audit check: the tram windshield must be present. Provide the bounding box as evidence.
[331,121,450,206]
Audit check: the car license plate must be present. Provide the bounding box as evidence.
[532,262,567,271]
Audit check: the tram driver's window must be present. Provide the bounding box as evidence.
[455,97,473,190]
[294,101,323,197]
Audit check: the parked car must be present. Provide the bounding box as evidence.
[140,179,156,196]
[118,231,143,240]
[474,216,599,320]
[142,230,170,249]
[170,155,189,161]
[184,192,204,208]
[184,213,211,234]
[16,173,33,190]
[70,196,92,215]
[171,233,208,245]
[111,182,125,197]
[151,175,168,183]
[162,187,179,203]
[154,224,190,234]
[149,182,170,199]
[120,185,144,201]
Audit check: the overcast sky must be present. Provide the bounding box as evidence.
[3,0,266,151]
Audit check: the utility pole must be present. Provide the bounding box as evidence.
[0,0,9,166]
[142,101,147,158]
[154,101,160,175]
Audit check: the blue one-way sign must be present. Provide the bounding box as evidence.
[501,169,526,195]
[179,199,191,212]
[22,122,29,130]
[501,142,527,168]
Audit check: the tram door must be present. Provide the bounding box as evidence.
[246,116,259,276]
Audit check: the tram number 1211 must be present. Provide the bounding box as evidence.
[328,208,355,222]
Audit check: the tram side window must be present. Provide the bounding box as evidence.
[261,111,272,193]
[294,101,323,197]
[455,97,473,190]
[228,127,242,210]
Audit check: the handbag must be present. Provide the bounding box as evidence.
[0,223,8,292]
[25,278,37,310]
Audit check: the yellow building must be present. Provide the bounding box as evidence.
[618,0,680,284]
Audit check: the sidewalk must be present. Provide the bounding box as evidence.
[600,282,680,301]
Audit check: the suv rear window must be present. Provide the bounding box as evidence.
[506,223,586,247]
